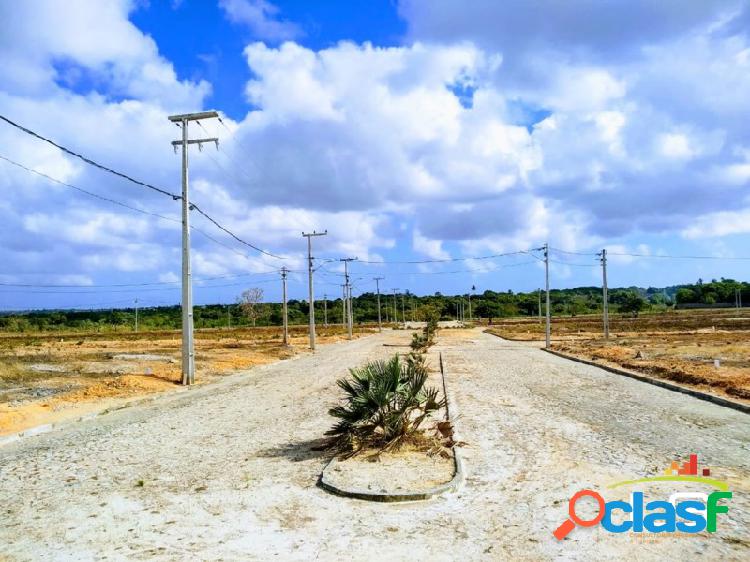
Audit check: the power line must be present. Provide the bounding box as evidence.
[0,114,180,199]
[0,153,177,222]
[354,249,532,264]
[0,269,286,288]
[548,258,598,268]
[551,246,750,261]
[0,113,284,260]
[0,153,281,264]
[196,120,261,190]
[609,251,750,261]
[549,247,598,256]
[0,277,281,295]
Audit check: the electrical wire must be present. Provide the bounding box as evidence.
[0,114,180,199]
[354,249,533,265]
[551,246,750,261]
[0,269,287,289]
[0,152,284,265]
[608,252,750,261]
[0,113,285,260]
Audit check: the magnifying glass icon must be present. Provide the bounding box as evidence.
[553,489,606,540]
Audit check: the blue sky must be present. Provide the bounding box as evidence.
[0,0,749,310]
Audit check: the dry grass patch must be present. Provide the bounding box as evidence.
[0,324,374,435]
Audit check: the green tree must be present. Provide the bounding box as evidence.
[619,291,647,317]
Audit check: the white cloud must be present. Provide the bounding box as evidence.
[1,0,750,303]
[220,0,301,41]
[413,230,450,260]
[682,209,750,239]
[158,271,179,283]
[0,0,209,107]
[659,133,694,159]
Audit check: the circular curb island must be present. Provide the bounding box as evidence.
[318,350,466,503]
[318,448,464,502]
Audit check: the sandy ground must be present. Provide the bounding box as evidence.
[1,328,749,560]
[486,310,750,400]
[324,449,454,494]
[0,326,368,436]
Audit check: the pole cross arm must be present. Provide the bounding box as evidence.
[168,110,219,122]
[172,137,218,149]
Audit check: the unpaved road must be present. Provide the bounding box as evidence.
[1,328,748,560]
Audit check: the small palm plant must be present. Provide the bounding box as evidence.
[325,354,444,456]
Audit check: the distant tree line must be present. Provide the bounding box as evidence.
[0,278,746,332]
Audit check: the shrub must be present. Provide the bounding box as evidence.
[325,354,444,456]
[410,331,428,352]
[410,311,440,353]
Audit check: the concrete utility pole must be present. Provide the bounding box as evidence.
[168,110,219,385]
[374,277,384,332]
[340,258,356,339]
[468,294,472,321]
[134,298,139,333]
[538,289,542,324]
[544,243,551,349]
[401,293,406,324]
[392,289,399,325]
[227,305,231,329]
[341,285,347,325]
[323,294,328,327]
[598,249,609,340]
[281,267,289,346]
[302,230,327,351]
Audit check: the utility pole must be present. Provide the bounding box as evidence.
[134,298,139,333]
[374,277,384,332]
[281,267,289,346]
[227,305,231,329]
[392,289,399,325]
[401,293,406,324]
[598,249,609,340]
[340,258,356,339]
[538,289,542,324]
[302,230,327,351]
[168,110,219,386]
[468,294,472,321]
[323,293,328,327]
[544,243,551,349]
[341,283,347,326]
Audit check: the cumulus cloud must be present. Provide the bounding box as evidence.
[220,0,301,41]
[1,0,749,305]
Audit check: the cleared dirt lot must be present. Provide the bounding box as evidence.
[486,309,750,401]
[0,325,372,436]
[1,328,748,560]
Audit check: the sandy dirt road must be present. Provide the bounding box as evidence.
[1,328,749,560]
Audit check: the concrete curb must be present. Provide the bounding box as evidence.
[319,351,465,502]
[0,389,190,448]
[542,348,750,415]
[0,333,386,450]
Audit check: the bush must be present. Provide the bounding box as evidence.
[325,354,445,456]
[410,312,440,353]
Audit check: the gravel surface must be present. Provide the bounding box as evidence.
[323,449,454,495]
[1,328,748,561]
